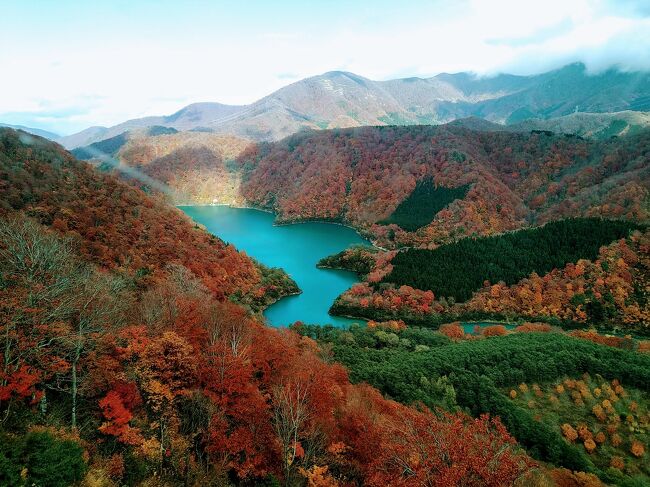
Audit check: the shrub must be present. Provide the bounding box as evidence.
[561,424,578,442]
[610,456,625,470]
[0,434,22,487]
[439,323,464,339]
[483,325,508,337]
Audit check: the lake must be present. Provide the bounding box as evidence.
[179,205,369,327]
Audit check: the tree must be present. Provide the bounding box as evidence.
[64,270,132,429]
[273,380,311,483]
[22,430,87,487]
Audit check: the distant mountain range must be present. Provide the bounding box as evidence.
[0,123,60,140]
[12,62,650,149]
[449,111,650,140]
[510,111,650,139]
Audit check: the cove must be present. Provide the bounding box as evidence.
[179,205,369,327]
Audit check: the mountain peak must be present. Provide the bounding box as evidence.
[60,63,650,147]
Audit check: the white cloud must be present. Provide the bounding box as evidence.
[0,0,648,134]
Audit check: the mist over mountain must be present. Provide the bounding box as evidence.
[59,63,650,148]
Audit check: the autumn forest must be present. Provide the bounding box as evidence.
[1,39,650,487]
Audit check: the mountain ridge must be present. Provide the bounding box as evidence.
[58,63,650,148]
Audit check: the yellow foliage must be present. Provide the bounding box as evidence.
[610,456,624,470]
[139,437,161,461]
[80,468,118,487]
[591,405,606,422]
[574,471,606,486]
[577,424,592,441]
[630,440,645,458]
[561,424,578,442]
[299,465,339,487]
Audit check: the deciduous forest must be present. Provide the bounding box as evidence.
[0,129,536,486]
[1,125,648,486]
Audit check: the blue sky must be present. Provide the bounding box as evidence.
[1,0,649,134]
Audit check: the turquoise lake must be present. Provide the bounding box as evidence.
[179,205,369,327]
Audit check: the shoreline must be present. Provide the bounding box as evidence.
[179,202,385,324]
[178,202,386,250]
[258,289,303,314]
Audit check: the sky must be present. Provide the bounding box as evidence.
[1,0,649,135]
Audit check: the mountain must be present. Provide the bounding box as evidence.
[511,110,650,139]
[437,63,650,123]
[94,122,649,248]
[0,126,536,486]
[70,126,178,160]
[235,124,649,248]
[56,125,110,149]
[59,104,245,149]
[72,129,251,204]
[0,127,292,308]
[61,63,650,147]
[0,123,60,140]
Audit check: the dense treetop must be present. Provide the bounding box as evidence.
[0,128,534,486]
[379,179,471,231]
[383,218,642,302]
[0,128,294,308]
[294,323,650,483]
[237,124,649,248]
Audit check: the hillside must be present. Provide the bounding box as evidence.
[294,324,650,485]
[0,123,60,140]
[0,128,289,308]
[236,124,650,248]
[73,130,252,204]
[512,111,650,139]
[59,63,650,147]
[0,127,543,486]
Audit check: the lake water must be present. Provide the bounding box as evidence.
[179,205,370,327]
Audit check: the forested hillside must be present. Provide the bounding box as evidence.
[331,224,649,335]
[73,131,252,205]
[0,128,536,486]
[237,124,649,248]
[383,218,641,302]
[294,323,650,485]
[0,129,287,308]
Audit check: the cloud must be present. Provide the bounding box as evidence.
[602,0,650,17]
[1,0,649,134]
[487,19,575,48]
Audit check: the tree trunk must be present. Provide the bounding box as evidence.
[71,343,80,429]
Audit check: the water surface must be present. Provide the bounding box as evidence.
[180,205,369,327]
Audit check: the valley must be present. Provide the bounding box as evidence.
[179,205,369,327]
[3,110,646,485]
[2,8,650,481]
